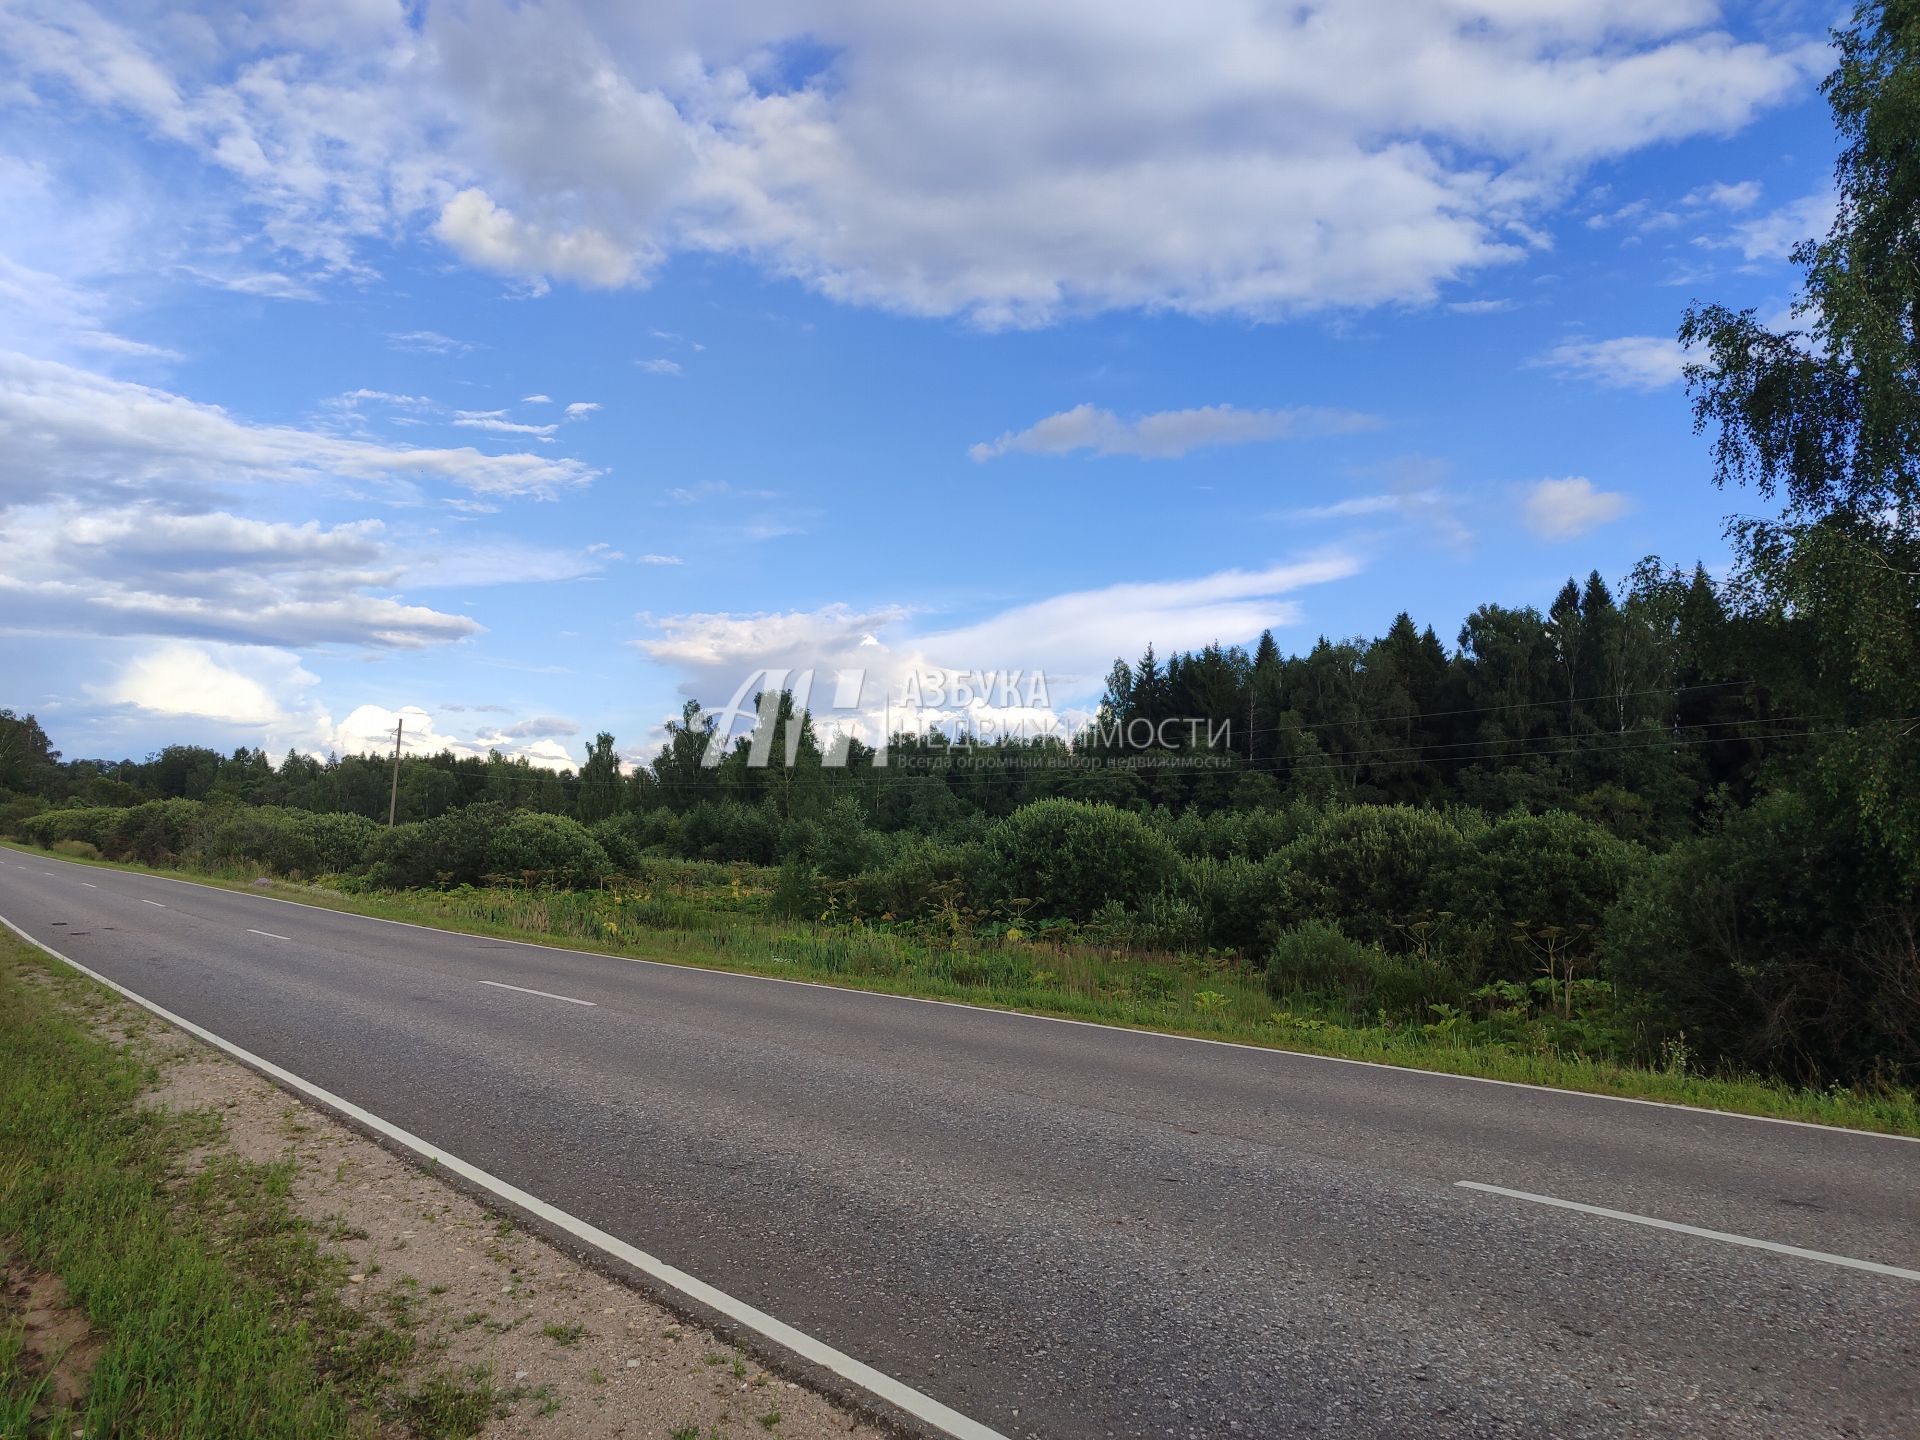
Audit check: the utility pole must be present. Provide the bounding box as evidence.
[387,717,403,827]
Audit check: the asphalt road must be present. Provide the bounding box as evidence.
[2,849,1916,1439]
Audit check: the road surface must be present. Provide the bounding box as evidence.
[1,848,1915,1438]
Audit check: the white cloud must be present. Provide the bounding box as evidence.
[452,409,559,440]
[104,642,316,726]
[1523,477,1630,539]
[0,1,1822,325]
[638,553,683,565]
[636,550,1362,742]
[1534,334,1688,390]
[0,503,485,649]
[970,402,1377,462]
[636,358,682,376]
[0,352,598,503]
[523,393,552,404]
[1723,187,1836,262]
[564,401,600,419]
[435,187,640,289]
[387,330,472,354]
[1447,298,1516,315]
[327,704,574,769]
[1683,179,1761,210]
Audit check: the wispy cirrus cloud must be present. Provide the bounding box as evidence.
[0,352,598,503]
[1533,334,1687,390]
[969,402,1378,462]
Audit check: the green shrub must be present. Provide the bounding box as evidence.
[1602,787,1917,1085]
[51,839,102,861]
[485,811,611,888]
[20,806,125,853]
[111,798,204,864]
[1278,805,1475,946]
[978,799,1181,921]
[1437,810,1643,981]
[1266,919,1377,1001]
[367,803,511,888]
[1266,918,1457,1022]
[843,837,973,919]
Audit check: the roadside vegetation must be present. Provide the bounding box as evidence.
[0,928,506,1438]
[6,826,1916,1138]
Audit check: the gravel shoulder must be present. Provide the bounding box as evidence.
[94,970,883,1440]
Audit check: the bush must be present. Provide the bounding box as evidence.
[1437,810,1643,981]
[977,799,1182,921]
[1182,853,1288,955]
[1277,805,1475,946]
[1268,919,1377,1000]
[367,803,511,889]
[842,837,974,919]
[51,840,102,861]
[1602,787,1917,1085]
[20,806,125,854]
[1266,919,1457,1022]
[485,811,611,888]
[111,798,204,865]
[677,801,781,865]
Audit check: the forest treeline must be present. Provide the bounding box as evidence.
[5,3,1919,1094]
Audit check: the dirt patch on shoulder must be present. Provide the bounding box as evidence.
[137,1042,883,1439]
[0,1243,103,1421]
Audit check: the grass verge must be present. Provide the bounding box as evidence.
[0,924,504,1438]
[6,838,1918,1138]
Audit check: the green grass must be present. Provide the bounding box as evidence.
[0,925,497,1437]
[7,838,1918,1137]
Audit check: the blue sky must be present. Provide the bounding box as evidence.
[0,1,1842,768]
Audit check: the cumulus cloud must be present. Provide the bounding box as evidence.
[0,1,1822,324]
[970,403,1377,462]
[0,352,598,503]
[1523,477,1630,539]
[1720,187,1836,262]
[328,703,574,769]
[564,401,600,418]
[1534,335,1688,390]
[104,642,316,726]
[435,188,639,289]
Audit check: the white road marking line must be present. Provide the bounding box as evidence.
[478,979,596,1008]
[1457,1181,1920,1282]
[138,898,165,908]
[0,912,1004,1440]
[81,882,97,888]
[10,846,1916,1148]
[247,928,291,941]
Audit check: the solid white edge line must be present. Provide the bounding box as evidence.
[247,928,292,941]
[478,978,596,1008]
[0,911,1007,1440]
[1456,1181,1920,1282]
[7,844,1917,1147]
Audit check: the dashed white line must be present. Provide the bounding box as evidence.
[247,928,291,941]
[81,882,98,889]
[477,979,596,1008]
[1457,1181,1920,1282]
[138,898,165,908]
[0,911,1003,1440]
